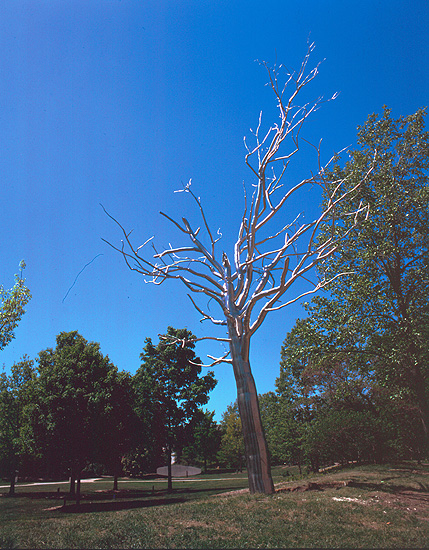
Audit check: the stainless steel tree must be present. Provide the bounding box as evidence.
[103,44,373,494]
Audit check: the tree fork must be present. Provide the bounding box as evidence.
[104,45,372,496]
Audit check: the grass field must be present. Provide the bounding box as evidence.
[0,463,428,548]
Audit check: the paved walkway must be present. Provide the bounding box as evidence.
[0,478,103,489]
[0,477,243,489]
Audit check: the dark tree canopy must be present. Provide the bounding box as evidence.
[0,356,36,494]
[218,402,244,471]
[134,327,217,490]
[32,331,127,494]
[181,409,221,472]
[258,391,303,467]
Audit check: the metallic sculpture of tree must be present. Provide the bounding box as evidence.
[104,44,373,494]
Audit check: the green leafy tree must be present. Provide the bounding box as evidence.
[100,370,136,490]
[320,107,429,448]
[259,391,303,467]
[276,318,320,400]
[278,315,426,467]
[303,408,382,471]
[134,327,217,491]
[218,403,245,471]
[0,262,31,351]
[181,410,221,472]
[32,331,128,500]
[278,316,379,416]
[0,356,36,494]
[279,107,429,456]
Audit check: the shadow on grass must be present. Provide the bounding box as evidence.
[2,484,245,515]
[5,484,243,502]
[57,484,246,514]
[59,496,185,514]
[87,485,244,501]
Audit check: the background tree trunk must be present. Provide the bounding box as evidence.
[69,473,75,495]
[411,363,429,452]
[8,469,17,496]
[76,472,81,504]
[167,446,173,493]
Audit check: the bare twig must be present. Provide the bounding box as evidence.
[103,44,372,367]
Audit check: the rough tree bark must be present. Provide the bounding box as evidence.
[103,43,374,494]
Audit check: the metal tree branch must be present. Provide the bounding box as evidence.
[103,44,375,495]
[103,45,373,359]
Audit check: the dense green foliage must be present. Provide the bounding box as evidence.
[0,328,219,489]
[259,391,303,468]
[276,107,429,467]
[181,410,221,472]
[30,332,130,495]
[0,262,31,351]
[131,327,217,488]
[218,403,245,470]
[0,357,37,493]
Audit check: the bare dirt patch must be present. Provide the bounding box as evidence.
[277,477,429,521]
[369,489,429,520]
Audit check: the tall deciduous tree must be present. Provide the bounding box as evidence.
[100,370,136,491]
[0,356,36,495]
[33,331,127,500]
[134,327,216,492]
[278,324,426,466]
[218,403,245,471]
[181,410,221,472]
[308,107,428,449]
[0,262,31,351]
[258,391,303,468]
[104,44,374,493]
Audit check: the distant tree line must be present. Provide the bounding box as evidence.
[0,327,218,498]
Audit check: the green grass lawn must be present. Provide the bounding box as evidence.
[1,463,428,548]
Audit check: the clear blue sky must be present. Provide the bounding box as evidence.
[1,0,428,420]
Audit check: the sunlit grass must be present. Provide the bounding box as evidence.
[1,463,428,548]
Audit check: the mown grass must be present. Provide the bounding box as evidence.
[0,463,428,548]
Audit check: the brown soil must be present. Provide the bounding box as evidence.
[367,489,429,521]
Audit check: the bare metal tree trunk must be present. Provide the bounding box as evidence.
[103,43,374,496]
[228,322,274,494]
